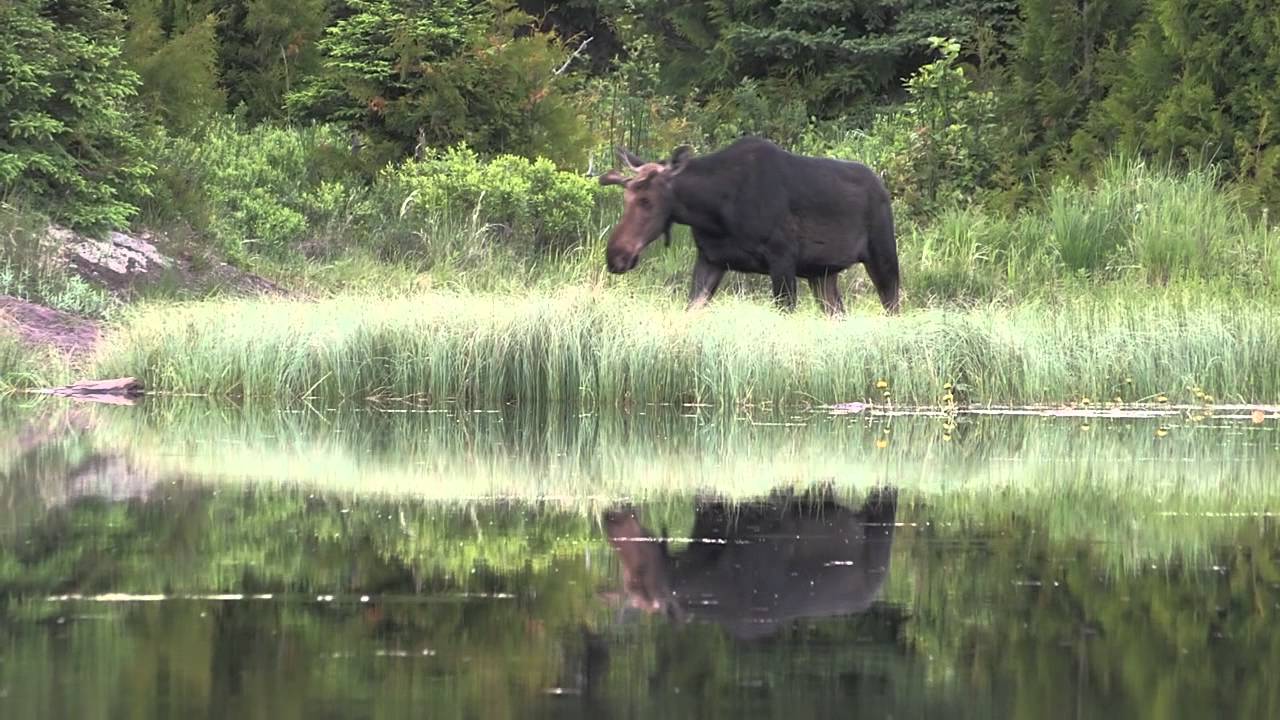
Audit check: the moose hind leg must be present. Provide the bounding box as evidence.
[865,253,901,314]
[771,270,798,312]
[807,273,845,317]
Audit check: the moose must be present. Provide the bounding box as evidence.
[601,486,898,640]
[598,137,901,315]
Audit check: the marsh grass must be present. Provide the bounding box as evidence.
[0,333,69,391]
[905,157,1280,302]
[91,287,1280,407]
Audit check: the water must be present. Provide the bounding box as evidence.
[1,399,1278,719]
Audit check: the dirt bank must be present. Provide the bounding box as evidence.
[1,295,101,359]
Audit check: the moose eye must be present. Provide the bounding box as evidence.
[638,198,652,209]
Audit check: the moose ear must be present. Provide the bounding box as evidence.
[668,145,693,175]
[598,170,629,187]
[617,146,645,170]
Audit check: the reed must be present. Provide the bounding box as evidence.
[90,287,1280,407]
[0,333,68,392]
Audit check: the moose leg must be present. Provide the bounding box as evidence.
[687,253,726,310]
[807,273,845,317]
[865,254,901,315]
[770,267,798,312]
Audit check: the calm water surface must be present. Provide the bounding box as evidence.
[1,400,1278,719]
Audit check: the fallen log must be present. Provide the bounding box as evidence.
[32,377,144,405]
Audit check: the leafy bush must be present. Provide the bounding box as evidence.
[813,38,1004,219]
[144,118,370,258]
[0,0,154,231]
[380,145,604,256]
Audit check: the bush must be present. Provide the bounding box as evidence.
[813,38,1004,219]
[381,145,604,255]
[0,0,153,231]
[143,118,370,258]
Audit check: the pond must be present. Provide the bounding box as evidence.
[1,399,1278,719]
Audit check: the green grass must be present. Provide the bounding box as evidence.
[89,286,1280,407]
[905,156,1280,303]
[0,333,69,392]
[0,201,118,319]
[226,152,1280,308]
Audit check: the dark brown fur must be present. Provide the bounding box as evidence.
[599,136,901,315]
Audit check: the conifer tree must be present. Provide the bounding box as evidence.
[0,0,153,229]
[1087,0,1280,202]
[123,0,225,132]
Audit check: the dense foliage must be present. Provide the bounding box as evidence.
[286,0,590,168]
[0,0,153,230]
[2,0,1278,291]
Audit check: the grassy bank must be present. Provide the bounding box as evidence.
[90,287,1280,407]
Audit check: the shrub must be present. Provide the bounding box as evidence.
[0,0,153,231]
[381,145,604,255]
[815,38,1005,218]
[143,118,370,258]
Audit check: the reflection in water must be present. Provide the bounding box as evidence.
[1,399,1279,718]
[603,487,897,639]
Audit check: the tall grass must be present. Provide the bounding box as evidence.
[206,137,1280,308]
[0,333,69,391]
[0,202,116,318]
[903,156,1280,302]
[91,287,1280,406]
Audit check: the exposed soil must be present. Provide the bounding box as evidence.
[2,225,290,366]
[1,294,102,358]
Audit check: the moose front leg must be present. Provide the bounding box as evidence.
[687,253,726,310]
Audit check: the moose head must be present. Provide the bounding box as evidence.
[598,145,693,273]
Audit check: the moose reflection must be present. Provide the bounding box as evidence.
[602,486,897,639]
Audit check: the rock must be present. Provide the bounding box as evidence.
[47,223,289,298]
[55,225,172,288]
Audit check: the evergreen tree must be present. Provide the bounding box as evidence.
[123,0,225,133]
[614,0,1019,117]
[0,0,153,229]
[1006,0,1146,171]
[217,0,330,121]
[1086,0,1280,203]
[287,0,589,167]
